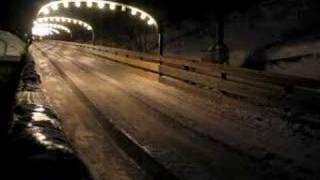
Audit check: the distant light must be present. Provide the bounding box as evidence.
[33,23,72,34]
[109,3,116,10]
[63,1,69,8]
[51,4,58,11]
[147,19,154,26]
[121,5,126,12]
[141,13,146,20]
[36,0,159,29]
[98,2,105,9]
[75,1,81,7]
[87,1,93,8]
[131,8,137,16]
[43,8,50,15]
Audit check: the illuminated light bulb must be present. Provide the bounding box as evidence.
[62,17,66,22]
[109,3,116,10]
[140,13,146,20]
[87,1,93,8]
[147,19,154,26]
[52,3,59,11]
[63,1,69,8]
[131,8,137,16]
[43,8,50,15]
[98,2,105,9]
[75,1,81,8]
[79,21,83,25]
[87,26,92,31]
[121,6,126,12]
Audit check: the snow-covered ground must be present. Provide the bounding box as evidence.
[162,1,320,80]
[0,30,25,58]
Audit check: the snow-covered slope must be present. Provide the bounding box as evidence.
[162,0,320,79]
[0,30,26,58]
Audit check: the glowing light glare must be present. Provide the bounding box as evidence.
[75,1,81,7]
[43,8,50,15]
[109,3,116,10]
[32,27,60,37]
[87,1,93,8]
[34,23,72,34]
[63,1,69,8]
[121,5,126,12]
[131,8,137,16]
[140,13,146,20]
[37,0,159,28]
[98,2,105,9]
[52,3,59,11]
[147,19,154,26]
[35,17,93,32]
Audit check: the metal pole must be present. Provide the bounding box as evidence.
[91,30,95,45]
[215,13,229,64]
[158,25,164,59]
[216,14,224,46]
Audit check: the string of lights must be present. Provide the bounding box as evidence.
[37,0,158,28]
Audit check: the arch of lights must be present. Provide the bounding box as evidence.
[33,23,72,34]
[32,27,61,37]
[33,16,94,41]
[33,0,162,55]
[37,0,158,28]
[34,16,93,31]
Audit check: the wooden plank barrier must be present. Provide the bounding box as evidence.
[51,40,320,107]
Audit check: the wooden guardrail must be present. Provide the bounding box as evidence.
[51,40,320,108]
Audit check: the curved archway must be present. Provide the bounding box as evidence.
[33,23,72,34]
[34,0,163,55]
[34,16,95,42]
[32,27,60,37]
[32,23,72,39]
[37,0,158,28]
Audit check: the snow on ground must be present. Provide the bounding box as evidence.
[162,1,320,79]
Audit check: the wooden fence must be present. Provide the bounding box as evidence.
[51,40,320,109]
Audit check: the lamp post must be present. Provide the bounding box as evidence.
[214,13,229,64]
[158,23,164,58]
